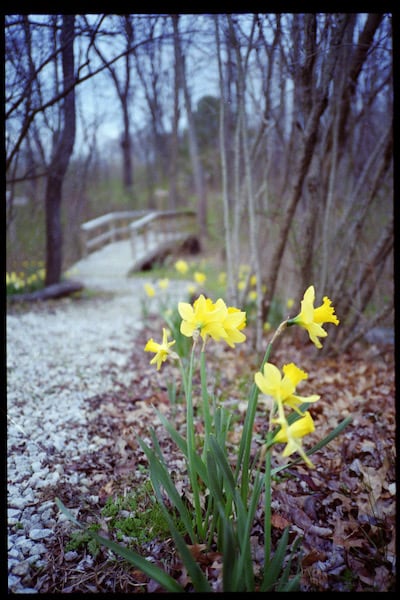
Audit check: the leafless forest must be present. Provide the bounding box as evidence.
[6,13,394,350]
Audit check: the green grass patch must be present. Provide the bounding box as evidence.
[65,480,186,560]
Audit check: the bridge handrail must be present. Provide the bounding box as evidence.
[80,209,197,258]
[129,209,196,232]
[129,209,197,256]
[80,210,148,256]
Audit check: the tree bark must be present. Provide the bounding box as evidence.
[9,280,84,303]
[214,15,235,303]
[169,17,181,210]
[171,14,208,239]
[337,14,383,152]
[45,15,76,286]
[262,14,348,321]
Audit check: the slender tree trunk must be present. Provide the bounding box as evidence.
[262,14,348,321]
[337,14,383,152]
[227,15,264,348]
[169,19,181,210]
[171,14,207,239]
[215,15,235,303]
[45,15,76,286]
[262,93,328,318]
[324,216,393,355]
[120,16,134,194]
[121,102,133,192]
[330,125,393,305]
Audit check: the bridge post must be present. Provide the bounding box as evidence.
[109,220,116,243]
[80,229,89,258]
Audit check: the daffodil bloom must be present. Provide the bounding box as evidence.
[272,410,316,467]
[221,306,247,347]
[178,294,246,347]
[218,271,226,284]
[286,298,294,309]
[158,278,169,290]
[254,362,320,415]
[248,290,257,301]
[175,259,189,274]
[288,285,339,349]
[144,328,177,370]
[178,294,228,342]
[144,283,155,298]
[194,271,206,284]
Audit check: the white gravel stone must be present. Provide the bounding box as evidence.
[29,543,48,556]
[7,278,190,592]
[8,508,22,520]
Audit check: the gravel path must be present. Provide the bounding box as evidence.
[7,277,188,593]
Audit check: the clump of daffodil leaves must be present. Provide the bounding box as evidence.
[57,285,350,593]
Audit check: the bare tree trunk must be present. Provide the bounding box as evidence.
[171,14,207,239]
[262,14,348,321]
[320,109,339,292]
[262,93,327,318]
[337,14,383,152]
[330,125,393,307]
[168,17,182,211]
[45,15,76,286]
[324,216,393,355]
[227,15,265,348]
[121,103,133,192]
[94,15,134,194]
[340,303,394,354]
[215,15,235,303]
[293,169,320,299]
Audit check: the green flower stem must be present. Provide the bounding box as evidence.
[183,341,204,539]
[235,344,270,500]
[200,350,212,459]
[236,319,287,502]
[264,441,272,570]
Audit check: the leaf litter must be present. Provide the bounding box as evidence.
[36,316,396,593]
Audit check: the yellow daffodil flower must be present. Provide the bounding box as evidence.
[288,285,339,348]
[144,283,156,298]
[254,362,320,414]
[272,410,316,467]
[221,306,247,347]
[286,298,294,309]
[158,278,169,290]
[178,294,228,342]
[194,271,206,284]
[144,328,177,370]
[175,259,189,274]
[178,294,246,347]
[218,271,226,284]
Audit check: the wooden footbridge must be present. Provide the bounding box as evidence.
[69,209,199,290]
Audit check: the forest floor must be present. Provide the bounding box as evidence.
[31,306,396,593]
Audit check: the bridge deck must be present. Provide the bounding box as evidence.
[68,231,190,292]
